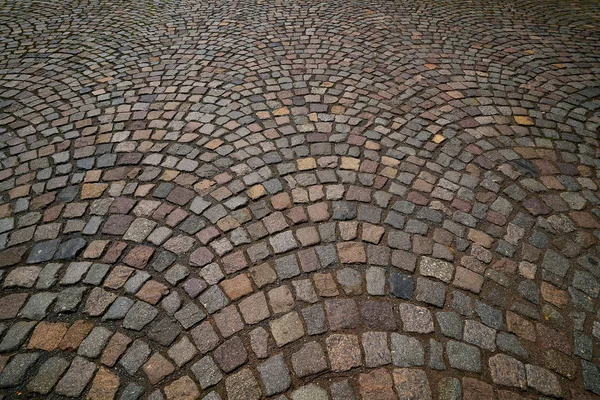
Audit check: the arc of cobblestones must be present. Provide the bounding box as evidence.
[1,0,600,399]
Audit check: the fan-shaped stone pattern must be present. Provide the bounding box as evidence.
[0,0,599,399]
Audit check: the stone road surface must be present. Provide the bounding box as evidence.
[0,0,599,398]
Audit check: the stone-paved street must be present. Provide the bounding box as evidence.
[0,0,599,398]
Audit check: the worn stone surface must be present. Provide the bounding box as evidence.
[447,341,481,373]
[54,356,98,397]
[391,333,424,367]
[291,384,329,400]
[119,339,151,375]
[26,356,70,395]
[0,353,40,388]
[525,364,562,397]
[489,354,526,389]
[327,334,362,371]
[225,368,261,400]
[399,303,434,333]
[0,321,36,352]
[163,376,200,400]
[270,311,304,347]
[393,368,432,399]
[213,336,248,373]
[191,356,223,389]
[87,367,120,400]
[0,0,599,397]
[291,341,328,377]
[143,353,175,385]
[359,369,395,400]
[257,354,291,396]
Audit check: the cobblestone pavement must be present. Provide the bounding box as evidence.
[0,0,599,398]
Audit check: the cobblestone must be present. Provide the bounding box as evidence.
[0,0,598,397]
[0,353,40,388]
[26,356,70,395]
[257,354,291,396]
[54,356,97,397]
[391,334,424,367]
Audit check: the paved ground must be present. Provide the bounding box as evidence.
[0,0,599,399]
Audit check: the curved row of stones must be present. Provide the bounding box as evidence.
[1,0,600,399]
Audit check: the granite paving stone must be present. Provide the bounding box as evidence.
[489,354,526,390]
[257,354,291,396]
[225,368,261,400]
[437,377,461,400]
[143,353,175,385]
[148,317,182,346]
[358,370,393,400]
[291,341,328,377]
[0,353,40,388]
[190,322,220,355]
[26,356,70,395]
[270,311,304,347]
[168,335,197,367]
[0,0,598,397]
[447,341,481,373]
[78,326,112,358]
[60,262,92,285]
[391,334,424,367]
[393,368,432,400]
[100,333,132,368]
[174,303,206,329]
[0,321,36,352]
[54,356,98,397]
[123,301,158,331]
[191,356,223,389]
[60,320,94,351]
[525,364,562,397]
[163,376,199,400]
[363,332,391,368]
[399,303,434,333]
[18,292,57,320]
[436,311,463,340]
[119,339,151,375]
[213,336,248,373]
[87,367,120,400]
[327,334,362,372]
